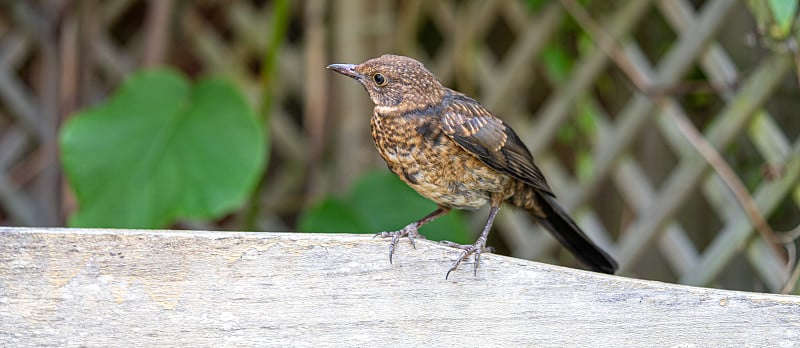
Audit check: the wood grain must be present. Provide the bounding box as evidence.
[1,227,798,347]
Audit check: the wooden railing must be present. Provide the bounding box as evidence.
[1,227,798,346]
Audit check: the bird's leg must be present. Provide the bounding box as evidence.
[375,206,451,263]
[441,203,501,279]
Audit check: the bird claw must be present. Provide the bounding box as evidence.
[374,223,424,264]
[441,240,490,279]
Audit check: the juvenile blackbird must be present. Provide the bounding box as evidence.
[328,54,618,278]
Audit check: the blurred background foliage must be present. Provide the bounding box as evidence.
[0,0,798,294]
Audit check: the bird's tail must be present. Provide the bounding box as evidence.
[527,193,618,274]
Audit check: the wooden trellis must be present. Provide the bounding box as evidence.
[0,0,797,293]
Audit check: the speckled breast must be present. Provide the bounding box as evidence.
[370,110,509,210]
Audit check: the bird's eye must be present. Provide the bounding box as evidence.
[373,73,387,86]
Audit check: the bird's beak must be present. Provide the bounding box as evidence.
[326,63,359,79]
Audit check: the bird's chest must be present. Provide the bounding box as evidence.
[370,112,506,209]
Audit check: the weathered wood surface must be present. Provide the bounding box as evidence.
[1,227,798,347]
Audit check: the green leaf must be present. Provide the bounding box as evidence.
[556,124,576,143]
[767,0,798,37]
[298,171,472,244]
[60,69,265,228]
[348,171,433,231]
[524,0,548,11]
[541,45,572,83]
[297,198,366,233]
[576,151,594,183]
[577,101,598,134]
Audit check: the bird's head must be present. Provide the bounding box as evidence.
[327,54,446,112]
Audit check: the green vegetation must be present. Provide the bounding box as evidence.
[60,69,265,228]
[299,170,472,244]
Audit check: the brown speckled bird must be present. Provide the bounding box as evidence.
[328,54,617,278]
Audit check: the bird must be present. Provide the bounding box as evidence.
[327,54,617,278]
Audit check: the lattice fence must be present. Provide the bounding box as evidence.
[0,0,798,293]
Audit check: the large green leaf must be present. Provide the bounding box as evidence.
[60,69,265,228]
[299,171,472,244]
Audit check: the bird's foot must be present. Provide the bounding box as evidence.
[440,239,492,279]
[374,223,425,264]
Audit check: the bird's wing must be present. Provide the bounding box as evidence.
[440,94,554,197]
